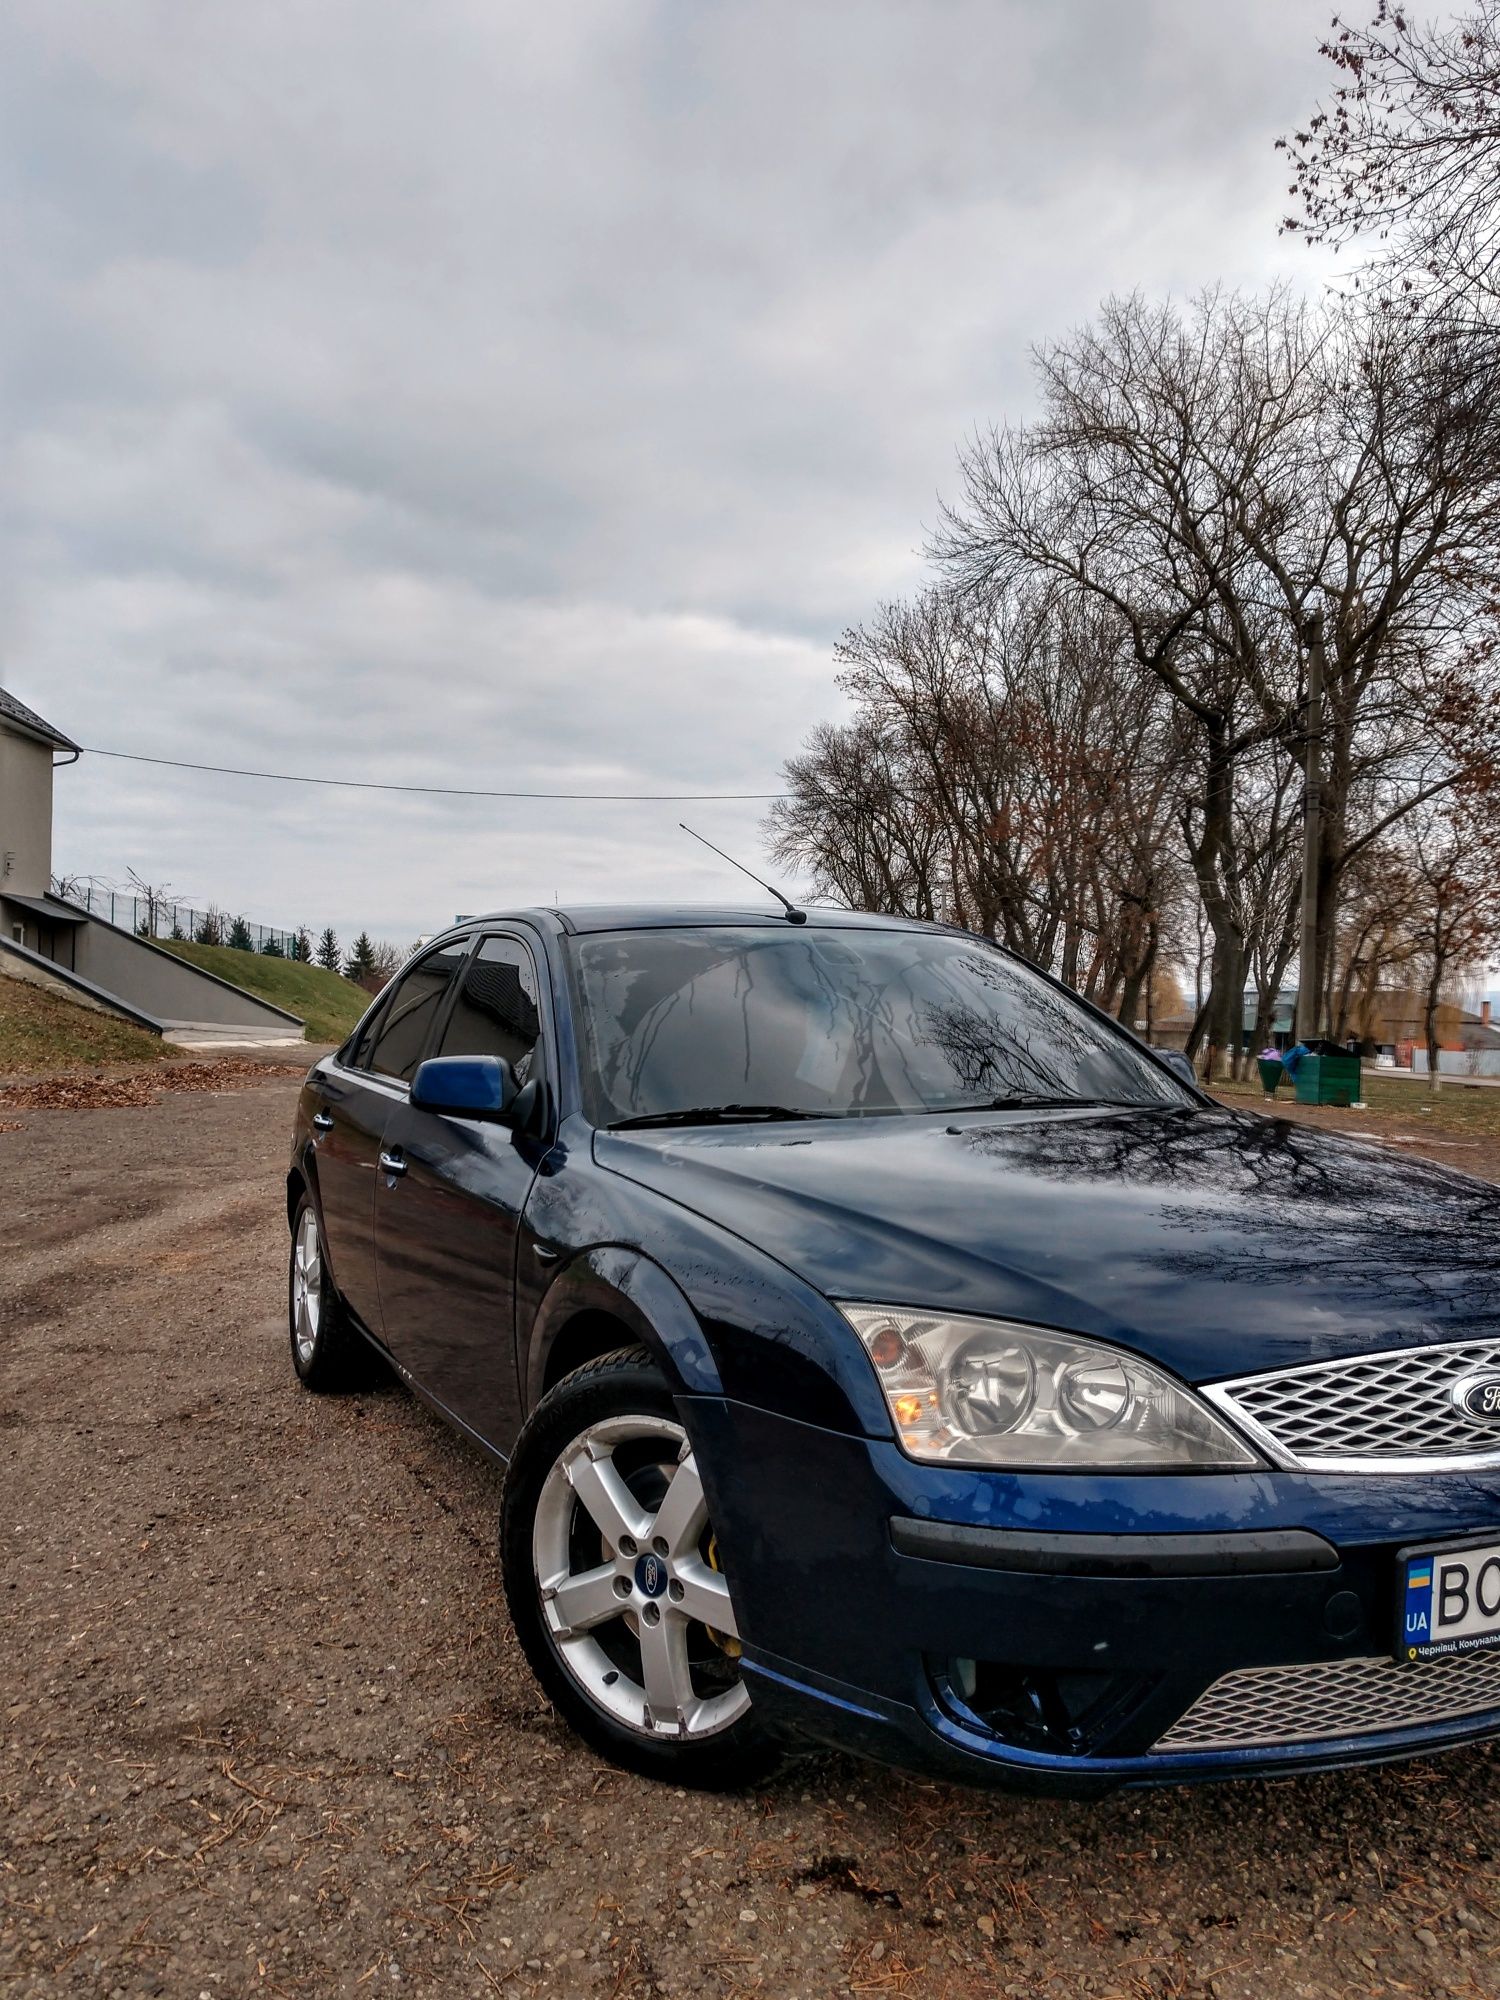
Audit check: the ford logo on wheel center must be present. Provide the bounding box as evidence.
[635,1552,667,1598]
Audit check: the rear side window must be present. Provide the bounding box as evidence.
[436,936,542,1081]
[364,943,468,1082]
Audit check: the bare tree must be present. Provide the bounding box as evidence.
[768,716,945,920]
[1233,747,1305,1055]
[769,586,1192,1018]
[933,289,1500,1072]
[1405,800,1500,1086]
[1324,837,1424,1042]
[127,868,176,940]
[1281,1,1500,323]
[933,291,1324,1074]
[369,941,407,992]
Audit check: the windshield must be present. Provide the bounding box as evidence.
[568,925,1192,1127]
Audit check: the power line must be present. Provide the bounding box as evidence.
[79,745,785,802]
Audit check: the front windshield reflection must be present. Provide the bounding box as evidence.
[568,926,1189,1127]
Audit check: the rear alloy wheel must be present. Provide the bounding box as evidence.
[502,1347,782,1787]
[288,1192,364,1391]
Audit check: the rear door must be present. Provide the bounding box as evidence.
[374,931,548,1450]
[314,940,469,1337]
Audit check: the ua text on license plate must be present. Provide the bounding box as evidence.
[1398,1539,1500,1662]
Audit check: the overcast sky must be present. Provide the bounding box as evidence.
[2,1,1343,945]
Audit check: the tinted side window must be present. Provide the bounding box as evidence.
[365,944,468,1082]
[437,936,542,1080]
[347,988,396,1070]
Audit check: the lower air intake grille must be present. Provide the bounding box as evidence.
[1153,1650,1500,1753]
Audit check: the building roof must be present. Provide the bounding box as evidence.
[0,892,87,925]
[0,686,79,754]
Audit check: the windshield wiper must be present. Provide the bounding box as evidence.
[607,1103,830,1131]
[966,1094,1140,1112]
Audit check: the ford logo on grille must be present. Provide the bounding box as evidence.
[1450,1374,1500,1422]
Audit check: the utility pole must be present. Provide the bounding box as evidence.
[1295,609,1326,1044]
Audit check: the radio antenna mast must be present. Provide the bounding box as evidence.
[679,823,807,924]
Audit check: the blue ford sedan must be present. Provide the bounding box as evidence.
[286,905,1500,1793]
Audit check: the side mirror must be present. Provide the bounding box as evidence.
[410,1054,517,1123]
[1152,1048,1197,1089]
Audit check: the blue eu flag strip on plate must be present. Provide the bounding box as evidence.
[1405,1562,1434,1656]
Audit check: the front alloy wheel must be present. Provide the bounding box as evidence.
[502,1347,781,1787]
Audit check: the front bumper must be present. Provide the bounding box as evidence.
[681,1395,1500,1795]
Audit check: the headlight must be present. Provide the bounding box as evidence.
[841,1306,1259,1470]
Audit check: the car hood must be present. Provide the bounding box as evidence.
[595,1105,1500,1382]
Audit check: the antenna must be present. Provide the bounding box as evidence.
[679,823,807,924]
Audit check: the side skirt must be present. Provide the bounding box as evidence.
[341,1307,511,1468]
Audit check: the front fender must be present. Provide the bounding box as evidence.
[522,1137,895,1437]
[525,1247,724,1408]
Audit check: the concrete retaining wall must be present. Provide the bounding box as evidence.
[63,913,303,1030]
[0,935,165,1033]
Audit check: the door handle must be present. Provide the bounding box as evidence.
[312,1111,334,1131]
[379,1150,408,1177]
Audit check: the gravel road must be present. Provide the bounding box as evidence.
[3,1067,1499,1999]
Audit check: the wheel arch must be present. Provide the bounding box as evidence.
[525,1248,723,1412]
[286,1147,320,1230]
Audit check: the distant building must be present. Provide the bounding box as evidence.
[1148,979,1500,1068]
[0,686,303,1046]
[0,686,82,959]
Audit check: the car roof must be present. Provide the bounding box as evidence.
[452,903,946,938]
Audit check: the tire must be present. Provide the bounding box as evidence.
[288,1189,366,1392]
[501,1346,783,1789]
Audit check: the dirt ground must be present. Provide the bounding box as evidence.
[4,1066,1500,2000]
[1210,1076,1500,1187]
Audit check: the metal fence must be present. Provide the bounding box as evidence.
[1413,1047,1500,1079]
[54,880,301,957]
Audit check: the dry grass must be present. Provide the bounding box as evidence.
[157,939,368,1043]
[1213,1069,1500,1140]
[0,972,167,1076]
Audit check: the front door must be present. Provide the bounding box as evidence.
[318,939,470,1335]
[374,933,548,1451]
[310,1059,402,1333]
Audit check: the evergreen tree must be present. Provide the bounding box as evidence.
[293,928,314,964]
[227,914,255,952]
[169,919,187,941]
[261,934,284,957]
[344,932,378,988]
[196,907,225,946]
[316,927,341,972]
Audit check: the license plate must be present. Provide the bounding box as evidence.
[1398,1538,1500,1662]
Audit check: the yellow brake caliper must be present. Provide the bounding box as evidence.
[705,1536,741,1659]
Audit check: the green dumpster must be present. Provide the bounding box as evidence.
[1256,1057,1284,1099]
[1294,1052,1361,1107]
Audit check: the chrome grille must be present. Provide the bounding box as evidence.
[1205,1337,1500,1469]
[1154,1650,1500,1753]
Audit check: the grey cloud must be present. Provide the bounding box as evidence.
[3,0,1336,941]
